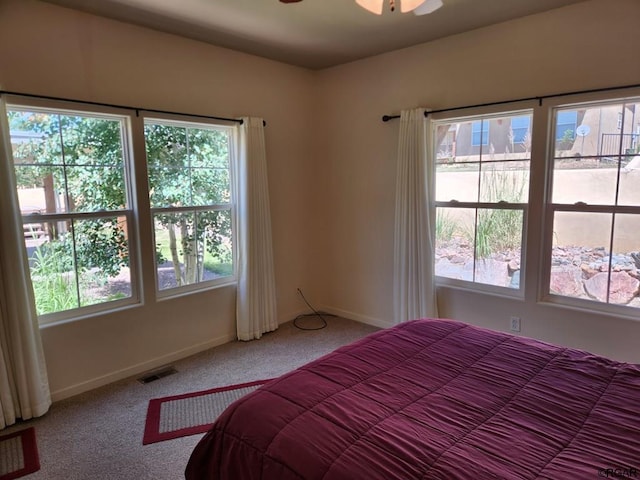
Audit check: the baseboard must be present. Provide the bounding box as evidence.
[319,306,394,329]
[50,331,236,402]
[278,308,310,325]
[50,308,388,401]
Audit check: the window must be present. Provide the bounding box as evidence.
[510,115,531,144]
[556,110,577,142]
[8,106,136,321]
[544,98,640,312]
[144,119,235,294]
[433,111,532,292]
[471,120,489,146]
[4,99,239,324]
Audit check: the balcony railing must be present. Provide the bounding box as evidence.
[600,133,639,157]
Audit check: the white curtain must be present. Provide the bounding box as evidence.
[393,108,438,323]
[0,98,51,429]
[235,117,278,341]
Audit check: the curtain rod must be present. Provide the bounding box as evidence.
[381,83,640,122]
[0,90,267,126]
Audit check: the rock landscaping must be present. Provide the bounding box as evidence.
[435,238,640,307]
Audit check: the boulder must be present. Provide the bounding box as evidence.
[550,265,584,298]
[435,258,474,282]
[584,271,640,304]
[475,258,509,287]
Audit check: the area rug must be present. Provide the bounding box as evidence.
[143,379,271,445]
[0,427,40,480]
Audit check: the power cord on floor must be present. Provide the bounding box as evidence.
[293,288,335,331]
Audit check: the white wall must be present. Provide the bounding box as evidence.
[2,0,640,401]
[313,0,640,362]
[0,0,317,399]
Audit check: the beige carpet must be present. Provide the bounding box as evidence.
[0,317,377,479]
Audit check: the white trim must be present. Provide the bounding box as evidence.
[156,277,237,301]
[278,307,310,325]
[539,96,640,313]
[50,331,235,402]
[318,306,394,329]
[435,281,525,301]
[539,294,640,321]
[145,118,237,301]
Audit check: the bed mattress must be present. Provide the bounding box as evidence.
[186,318,640,479]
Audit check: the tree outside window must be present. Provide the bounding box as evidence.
[9,108,134,317]
[144,120,234,292]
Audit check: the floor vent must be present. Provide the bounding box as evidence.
[137,366,178,384]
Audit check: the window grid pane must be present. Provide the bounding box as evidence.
[471,120,489,146]
[434,110,531,292]
[145,120,234,293]
[9,108,134,319]
[548,98,640,310]
[510,115,530,144]
[153,209,233,291]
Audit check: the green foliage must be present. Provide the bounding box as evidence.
[30,242,77,315]
[145,123,233,286]
[435,210,457,243]
[9,110,129,282]
[473,209,523,259]
[558,129,575,150]
[9,111,126,210]
[29,235,125,314]
[466,169,527,259]
[9,109,234,314]
[74,218,129,277]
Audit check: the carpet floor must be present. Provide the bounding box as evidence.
[0,317,377,479]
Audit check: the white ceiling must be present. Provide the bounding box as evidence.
[42,0,589,70]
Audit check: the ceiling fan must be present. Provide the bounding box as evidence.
[278,0,444,15]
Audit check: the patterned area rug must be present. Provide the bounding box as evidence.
[143,379,271,445]
[0,428,40,480]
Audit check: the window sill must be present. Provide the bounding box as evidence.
[156,277,237,302]
[538,294,640,322]
[436,277,525,301]
[39,298,143,329]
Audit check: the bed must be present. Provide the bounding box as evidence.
[185,318,640,479]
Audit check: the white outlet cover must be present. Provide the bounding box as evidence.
[510,316,521,332]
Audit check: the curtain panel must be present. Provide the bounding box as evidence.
[393,108,438,323]
[0,98,51,429]
[235,117,278,341]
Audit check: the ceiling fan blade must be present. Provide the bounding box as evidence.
[356,0,384,15]
[413,0,443,15]
[279,0,303,3]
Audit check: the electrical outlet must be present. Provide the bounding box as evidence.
[510,316,521,332]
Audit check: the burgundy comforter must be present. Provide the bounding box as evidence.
[185,319,640,479]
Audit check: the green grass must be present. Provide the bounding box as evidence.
[435,209,458,243]
[472,209,523,259]
[154,226,233,279]
[467,169,528,259]
[30,243,78,315]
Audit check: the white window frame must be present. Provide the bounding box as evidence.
[142,115,238,299]
[540,96,640,318]
[5,97,141,326]
[432,109,532,298]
